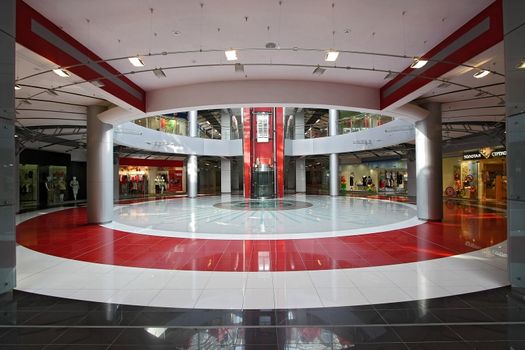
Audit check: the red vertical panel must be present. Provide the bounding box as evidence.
[275,107,285,198]
[242,108,252,198]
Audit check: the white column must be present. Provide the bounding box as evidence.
[407,149,416,197]
[221,109,231,140]
[294,110,306,193]
[221,158,231,193]
[187,110,198,198]
[415,102,443,221]
[329,109,339,196]
[87,105,112,224]
[503,0,525,290]
[0,0,16,295]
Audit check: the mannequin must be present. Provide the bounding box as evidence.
[70,176,80,201]
[58,177,66,202]
[45,176,54,204]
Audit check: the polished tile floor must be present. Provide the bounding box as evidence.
[1,287,525,349]
[14,195,508,310]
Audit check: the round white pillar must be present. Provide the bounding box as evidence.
[415,102,443,221]
[329,109,339,196]
[87,105,112,224]
[187,110,198,198]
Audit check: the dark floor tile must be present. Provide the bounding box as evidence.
[0,327,65,345]
[0,346,43,350]
[275,308,342,326]
[45,345,108,350]
[52,327,123,345]
[10,293,59,312]
[243,327,278,345]
[378,309,441,324]
[373,301,421,310]
[430,308,493,323]
[418,296,472,309]
[241,310,276,326]
[0,311,40,325]
[331,326,403,344]
[349,344,406,350]
[450,324,525,341]
[112,328,196,347]
[130,309,242,327]
[406,341,471,349]
[466,340,525,349]
[25,311,88,326]
[324,309,386,325]
[77,310,139,326]
[46,299,102,313]
[392,325,461,342]
[458,288,512,309]
[480,307,525,322]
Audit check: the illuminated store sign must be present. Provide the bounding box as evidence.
[463,148,506,160]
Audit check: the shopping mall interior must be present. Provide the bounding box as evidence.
[2,0,525,348]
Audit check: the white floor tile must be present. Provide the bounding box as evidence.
[272,272,315,289]
[316,287,369,307]
[205,272,247,289]
[195,288,244,309]
[123,270,176,290]
[106,289,161,306]
[245,272,273,289]
[274,288,323,309]
[164,271,212,289]
[344,270,394,288]
[308,270,355,288]
[149,289,203,308]
[243,289,275,309]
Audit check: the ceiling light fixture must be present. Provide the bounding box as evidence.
[516,59,525,69]
[129,56,145,67]
[473,69,490,79]
[53,68,70,77]
[384,71,396,80]
[234,63,244,73]
[437,81,451,88]
[225,49,238,61]
[14,84,21,90]
[312,66,326,75]
[152,68,166,78]
[410,58,428,69]
[325,50,340,62]
[91,80,105,88]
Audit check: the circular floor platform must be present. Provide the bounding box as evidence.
[15,195,509,309]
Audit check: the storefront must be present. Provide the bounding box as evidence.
[443,147,507,201]
[339,160,408,194]
[118,158,185,198]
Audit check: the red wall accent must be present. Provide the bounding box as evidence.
[275,107,285,198]
[380,0,503,109]
[16,0,146,112]
[242,108,252,198]
[119,158,183,168]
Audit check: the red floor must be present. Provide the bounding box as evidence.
[16,201,507,272]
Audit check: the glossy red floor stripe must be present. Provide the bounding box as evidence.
[16,201,507,272]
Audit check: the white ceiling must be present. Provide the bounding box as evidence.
[15,0,505,154]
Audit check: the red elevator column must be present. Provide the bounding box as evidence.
[242,107,285,198]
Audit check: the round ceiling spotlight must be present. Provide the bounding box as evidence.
[265,42,279,49]
[172,30,182,36]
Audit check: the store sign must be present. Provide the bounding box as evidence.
[463,148,506,160]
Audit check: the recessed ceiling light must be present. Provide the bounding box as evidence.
[325,50,339,62]
[265,42,278,49]
[225,49,238,61]
[384,71,396,80]
[410,58,428,69]
[516,59,525,69]
[312,66,326,75]
[153,68,166,78]
[91,80,105,88]
[173,30,182,36]
[129,56,145,67]
[473,69,490,78]
[14,84,21,90]
[53,68,70,77]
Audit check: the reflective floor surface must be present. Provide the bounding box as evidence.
[1,287,525,349]
[14,196,509,310]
